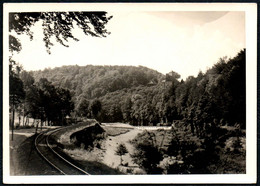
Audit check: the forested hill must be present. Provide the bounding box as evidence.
[32,65,164,101]
[28,49,245,128]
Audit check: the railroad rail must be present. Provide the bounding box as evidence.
[35,127,90,175]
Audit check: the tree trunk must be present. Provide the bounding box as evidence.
[18,115,21,127]
[26,117,29,126]
[32,118,35,127]
[35,120,39,134]
[22,114,25,126]
[22,104,25,126]
[12,105,15,141]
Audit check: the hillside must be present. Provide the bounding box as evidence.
[30,49,245,128]
[32,65,164,101]
[31,65,167,125]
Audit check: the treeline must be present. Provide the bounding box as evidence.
[97,49,245,132]
[80,50,245,132]
[11,49,245,131]
[163,49,246,134]
[32,65,166,125]
[10,65,163,126]
[10,69,74,126]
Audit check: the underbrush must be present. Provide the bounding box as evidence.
[50,120,124,174]
[130,124,246,174]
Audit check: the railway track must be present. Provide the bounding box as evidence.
[35,127,90,175]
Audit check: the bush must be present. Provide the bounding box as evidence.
[130,131,163,174]
[115,143,128,165]
[166,127,215,174]
[70,123,106,150]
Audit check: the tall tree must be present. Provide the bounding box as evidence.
[90,99,102,119]
[76,97,90,118]
[36,78,74,125]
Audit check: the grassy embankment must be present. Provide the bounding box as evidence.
[10,126,60,175]
[51,121,133,174]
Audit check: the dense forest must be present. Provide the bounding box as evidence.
[26,49,245,131]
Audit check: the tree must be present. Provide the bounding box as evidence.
[76,97,90,118]
[20,71,35,88]
[9,73,25,107]
[9,12,112,54]
[8,12,112,123]
[131,131,163,174]
[9,71,25,136]
[115,143,128,165]
[90,99,102,119]
[35,78,74,125]
[23,85,41,120]
[121,97,132,123]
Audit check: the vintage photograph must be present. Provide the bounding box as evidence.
[3,3,257,184]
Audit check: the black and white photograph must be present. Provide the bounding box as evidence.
[3,3,257,184]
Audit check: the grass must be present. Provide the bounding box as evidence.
[48,120,125,175]
[10,135,60,175]
[49,135,124,175]
[102,126,132,136]
[53,120,96,147]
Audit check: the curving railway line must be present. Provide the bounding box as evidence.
[35,128,90,175]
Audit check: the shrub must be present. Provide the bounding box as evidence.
[166,127,215,174]
[115,143,128,165]
[130,131,163,174]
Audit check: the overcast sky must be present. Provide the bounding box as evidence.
[12,11,245,80]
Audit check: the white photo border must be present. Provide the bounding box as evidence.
[3,2,257,184]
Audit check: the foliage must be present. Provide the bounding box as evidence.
[36,78,74,125]
[30,49,245,129]
[32,65,165,124]
[18,74,74,125]
[90,99,102,119]
[9,72,25,106]
[75,97,90,118]
[70,123,106,149]
[130,131,163,174]
[9,12,112,54]
[115,143,128,165]
[165,122,246,174]
[173,49,246,130]
[9,11,112,127]
[10,46,245,173]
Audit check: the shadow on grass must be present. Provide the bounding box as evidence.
[47,134,123,175]
[10,134,60,175]
[51,141,124,175]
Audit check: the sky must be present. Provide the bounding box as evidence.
[12,11,245,80]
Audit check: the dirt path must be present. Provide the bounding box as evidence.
[101,128,143,173]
